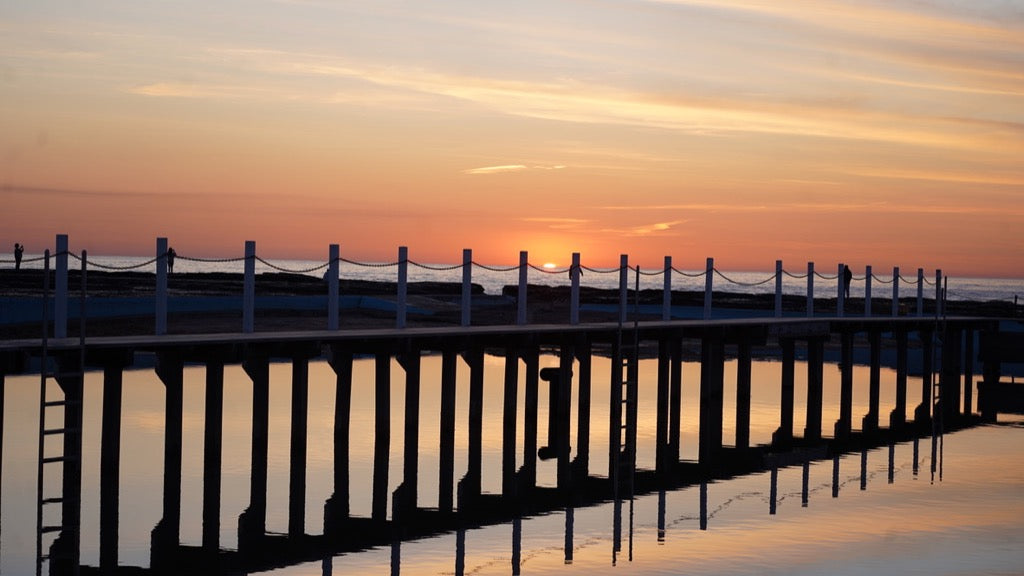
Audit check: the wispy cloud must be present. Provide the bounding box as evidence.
[463,164,565,175]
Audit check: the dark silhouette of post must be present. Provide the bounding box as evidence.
[735,338,752,450]
[769,467,778,515]
[289,357,309,538]
[522,349,539,490]
[439,349,457,513]
[801,461,810,507]
[239,353,269,548]
[464,346,485,500]
[835,331,854,440]
[100,352,131,572]
[863,330,882,434]
[890,331,908,429]
[399,348,421,515]
[915,329,934,426]
[372,353,391,522]
[203,361,224,552]
[805,337,824,441]
[502,348,519,498]
[325,347,352,533]
[940,326,963,423]
[699,335,725,464]
[669,338,683,464]
[152,353,183,565]
[656,339,671,472]
[48,353,84,575]
[573,340,592,479]
[963,328,974,415]
[773,339,795,447]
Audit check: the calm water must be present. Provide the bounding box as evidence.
[2,354,1023,574]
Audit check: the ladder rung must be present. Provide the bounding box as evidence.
[40,497,63,505]
[43,400,77,408]
[42,428,78,435]
[42,455,76,464]
[40,525,63,534]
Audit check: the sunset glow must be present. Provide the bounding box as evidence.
[2,1,1022,276]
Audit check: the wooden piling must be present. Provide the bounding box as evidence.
[735,338,752,450]
[805,337,824,441]
[439,349,458,513]
[202,361,224,552]
[372,352,391,522]
[289,357,309,538]
[698,334,725,464]
[774,339,795,447]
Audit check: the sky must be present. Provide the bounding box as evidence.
[2,0,1023,276]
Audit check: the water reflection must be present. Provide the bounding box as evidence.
[0,350,1013,575]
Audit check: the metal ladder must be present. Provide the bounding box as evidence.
[36,250,85,576]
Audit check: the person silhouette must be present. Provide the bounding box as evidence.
[167,247,176,273]
[843,265,853,299]
[14,243,23,270]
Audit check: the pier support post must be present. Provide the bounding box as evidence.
[289,356,310,538]
[502,347,519,498]
[55,234,68,338]
[669,338,683,465]
[917,268,925,317]
[698,334,725,464]
[980,330,1001,422]
[892,267,900,317]
[156,237,168,335]
[835,331,854,440]
[865,265,873,317]
[574,339,593,480]
[517,251,528,325]
[439,349,457,513]
[837,263,846,317]
[325,347,353,532]
[152,353,184,561]
[773,339,795,447]
[805,337,824,441]
[372,352,391,522]
[863,331,881,434]
[619,255,629,324]
[203,360,224,552]
[50,352,83,573]
[243,241,255,333]
[462,249,472,327]
[100,353,131,572]
[397,247,408,329]
[464,346,485,500]
[704,258,714,320]
[735,337,752,450]
[964,329,974,415]
[774,260,783,318]
[890,331,909,429]
[656,338,671,473]
[663,256,673,321]
[399,348,421,516]
[240,352,269,548]
[328,244,339,330]
[570,253,581,325]
[523,348,540,490]
[806,262,814,317]
[940,326,963,423]
[915,329,934,426]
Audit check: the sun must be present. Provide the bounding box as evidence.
[542,262,558,269]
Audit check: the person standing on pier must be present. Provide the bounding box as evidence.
[14,243,23,270]
[167,247,176,273]
[843,265,853,299]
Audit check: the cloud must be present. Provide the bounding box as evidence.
[463,164,566,175]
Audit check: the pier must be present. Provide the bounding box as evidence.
[0,236,1019,575]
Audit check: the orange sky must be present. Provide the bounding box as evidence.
[2,1,1023,276]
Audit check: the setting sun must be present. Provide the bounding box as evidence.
[543,262,558,269]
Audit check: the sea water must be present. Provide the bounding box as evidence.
[2,355,1023,575]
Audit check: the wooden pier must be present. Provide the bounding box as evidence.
[0,312,1010,575]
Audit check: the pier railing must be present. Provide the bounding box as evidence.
[1,234,954,337]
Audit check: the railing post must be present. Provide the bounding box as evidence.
[156,237,168,335]
[243,241,256,333]
[892,266,900,317]
[328,244,339,331]
[517,251,528,325]
[935,269,943,318]
[662,256,672,321]
[55,233,68,338]
[461,249,472,327]
[703,257,713,320]
[774,259,783,318]
[397,246,408,329]
[865,265,872,317]
[570,253,581,325]
[837,263,845,317]
[917,268,924,317]
[618,254,629,324]
[806,262,814,318]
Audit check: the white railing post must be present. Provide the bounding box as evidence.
[397,246,408,329]
[328,244,340,330]
[864,265,872,318]
[663,256,672,321]
[243,240,256,333]
[618,254,629,324]
[517,251,528,325]
[55,234,68,338]
[806,261,814,318]
[917,268,924,317]
[461,248,472,327]
[935,269,943,318]
[570,253,581,325]
[837,263,845,318]
[156,237,168,335]
[774,259,783,318]
[892,266,900,317]
[703,257,713,320]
